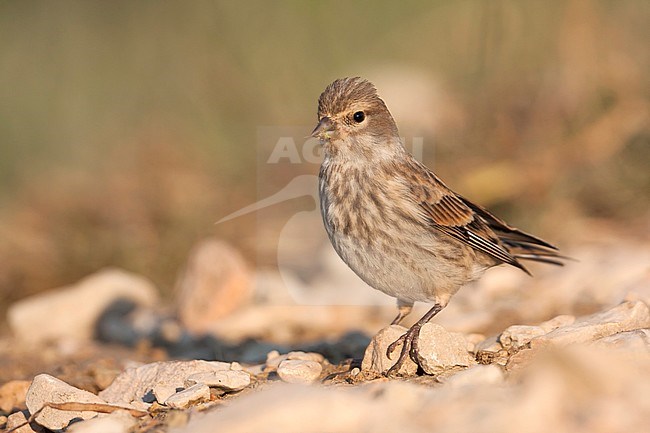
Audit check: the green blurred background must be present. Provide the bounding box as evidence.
[1,0,648,317]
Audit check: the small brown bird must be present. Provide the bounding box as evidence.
[312,77,563,376]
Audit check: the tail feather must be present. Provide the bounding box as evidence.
[458,195,569,271]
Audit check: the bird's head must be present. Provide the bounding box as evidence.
[311,77,403,159]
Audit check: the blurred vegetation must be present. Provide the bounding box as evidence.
[0,0,649,316]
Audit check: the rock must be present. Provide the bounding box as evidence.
[25,374,107,431]
[361,325,418,376]
[442,364,504,388]
[595,329,650,352]
[531,301,650,348]
[265,351,325,371]
[499,325,546,349]
[6,411,39,433]
[164,384,210,409]
[7,269,159,343]
[176,239,253,332]
[99,360,236,404]
[0,380,30,414]
[67,411,137,433]
[539,315,576,333]
[185,370,251,392]
[152,384,180,404]
[416,323,475,375]
[277,360,323,384]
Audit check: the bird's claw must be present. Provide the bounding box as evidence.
[385,325,422,377]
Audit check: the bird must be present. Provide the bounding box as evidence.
[312,77,564,376]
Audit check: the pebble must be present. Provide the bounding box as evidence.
[6,411,38,433]
[277,360,323,384]
[164,384,210,409]
[25,374,107,431]
[416,323,475,375]
[152,384,180,404]
[265,351,325,371]
[499,325,546,349]
[361,325,418,376]
[186,370,251,392]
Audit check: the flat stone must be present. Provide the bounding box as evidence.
[416,323,475,375]
[361,325,418,376]
[499,325,546,349]
[164,384,210,409]
[0,380,31,413]
[265,351,325,371]
[25,374,107,431]
[152,384,180,404]
[531,301,650,348]
[99,360,235,404]
[7,269,158,343]
[185,370,251,392]
[277,360,322,384]
[176,239,253,333]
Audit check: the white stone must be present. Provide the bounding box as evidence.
[277,360,322,384]
[499,325,546,349]
[7,269,158,343]
[164,384,210,409]
[185,370,251,392]
[265,351,325,371]
[99,360,235,404]
[416,323,475,375]
[25,374,107,430]
[152,384,180,404]
[531,301,650,348]
[361,325,418,376]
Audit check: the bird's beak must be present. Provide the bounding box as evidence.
[310,116,336,140]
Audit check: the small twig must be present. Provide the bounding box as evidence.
[5,401,149,433]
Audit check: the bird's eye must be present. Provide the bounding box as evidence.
[353,111,365,123]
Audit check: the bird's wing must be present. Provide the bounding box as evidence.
[402,160,526,272]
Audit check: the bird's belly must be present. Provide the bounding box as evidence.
[329,227,485,305]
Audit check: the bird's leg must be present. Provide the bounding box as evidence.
[386,303,443,376]
[390,299,414,325]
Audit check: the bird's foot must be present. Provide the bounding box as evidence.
[385,323,423,377]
